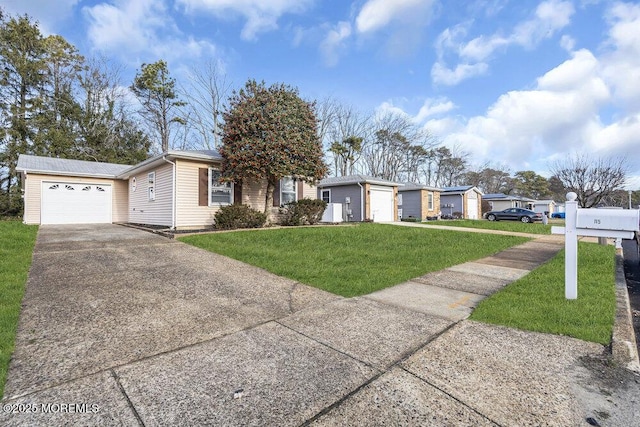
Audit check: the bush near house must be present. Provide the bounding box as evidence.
[279,199,327,226]
[214,204,266,230]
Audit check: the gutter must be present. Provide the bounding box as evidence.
[357,182,364,221]
[162,156,176,230]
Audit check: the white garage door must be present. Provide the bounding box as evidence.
[467,192,478,219]
[370,185,394,222]
[41,182,112,224]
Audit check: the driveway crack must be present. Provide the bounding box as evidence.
[110,369,146,427]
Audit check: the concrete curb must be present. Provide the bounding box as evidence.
[612,252,640,373]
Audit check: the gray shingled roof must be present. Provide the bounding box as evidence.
[318,174,403,187]
[399,182,442,191]
[16,154,132,178]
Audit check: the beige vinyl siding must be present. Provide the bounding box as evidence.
[241,178,267,212]
[302,182,316,199]
[129,163,173,226]
[174,159,223,228]
[22,173,124,225]
[112,180,129,222]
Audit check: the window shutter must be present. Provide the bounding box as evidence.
[297,180,304,200]
[198,168,208,206]
[273,180,280,207]
[233,180,242,204]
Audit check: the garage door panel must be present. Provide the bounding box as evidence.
[42,182,112,224]
[467,201,478,219]
[370,186,394,222]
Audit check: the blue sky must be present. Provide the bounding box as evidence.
[3,0,640,188]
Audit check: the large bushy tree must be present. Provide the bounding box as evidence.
[220,79,327,213]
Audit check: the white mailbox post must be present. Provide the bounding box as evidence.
[551,193,639,299]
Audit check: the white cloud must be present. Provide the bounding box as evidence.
[422,38,640,176]
[176,0,312,41]
[319,22,352,67]
[355,0,433,34]
[83,0,217,63]
[431,62,488,86]
[433,0,575,86]
[415,98,456,121]
[600,2,640,113]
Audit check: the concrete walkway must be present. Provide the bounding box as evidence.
[1,224,638,426]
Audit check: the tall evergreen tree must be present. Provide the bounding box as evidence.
[0,14,47,214]
[131,60,185,152]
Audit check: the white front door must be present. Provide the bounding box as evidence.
[41,182,112,224]
[369,186,394,222]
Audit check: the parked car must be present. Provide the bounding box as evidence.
[484,208,542,223]
[551,212,565,219]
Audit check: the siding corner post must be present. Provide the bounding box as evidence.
[162,156,176,230]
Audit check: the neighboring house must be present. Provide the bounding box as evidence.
[531,199,557,215]
[316,175,402,222]
[483,193,536,211]
[398,183,442,220]
[16,151,316,228]
[440,186,483,219]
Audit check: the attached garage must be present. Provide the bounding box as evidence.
[369,185,394,222]
[41,182,113,224]
[16,155,132,225]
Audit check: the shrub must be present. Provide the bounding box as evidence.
[214,204,266,230]
[279,198,327,226]
[400,217,421,222]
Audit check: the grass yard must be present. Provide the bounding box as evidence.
[0,221,38,398]
[180,223,529,297]
[470,242,616,344]
[426,219,555,235]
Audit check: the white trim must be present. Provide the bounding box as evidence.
[280,176,297,206]
[148,171,155,201]
[208,167,234,206]
[321,189,331,203]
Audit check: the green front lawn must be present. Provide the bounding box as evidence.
[470,243,616,344]
[180,223,528,297]
[0,221,38,398]
[426,219,554,234]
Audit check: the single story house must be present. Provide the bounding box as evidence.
[16,151,316,228]
[398,183,442,220]
[440,186,483,219]
[483,193,536,211]
[316,175,402,222]
[531,199,558,215]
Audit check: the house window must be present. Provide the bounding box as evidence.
[428,192,433,210]
[148,172,155,201]
[398,193,403,206]
[209,168,233,205]
[321,189,331,204]
[280,176,297,205]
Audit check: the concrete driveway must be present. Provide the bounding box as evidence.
[3,224,634,426]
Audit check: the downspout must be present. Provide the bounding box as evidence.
[22,171,27,224]
[461,193,464,219]
[162,156,176,230]
[357,182,364,221]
